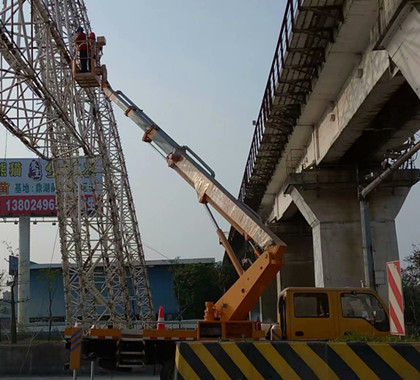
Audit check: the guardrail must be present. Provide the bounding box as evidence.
[239,0,301,201]
[175,340,420,379]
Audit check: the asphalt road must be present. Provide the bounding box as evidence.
[1,377,159,380]
[1,365,160,380]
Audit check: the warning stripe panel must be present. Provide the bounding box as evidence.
[391,343,420,372]
[387,260,405,335]
[236,342,288,379]
[307,342,359,380]
[368,342,420,380]
[329,343,380,380]
[175,341,420,380]
[290,342,340,380]
[190,343,229,379]
[177,343,213,379]
[221,343,265,380]
[387,264,403,310]
[146,336,195,341]
[70,340,82,353]
[347,342,401,379]
[175,347,200,380]
[271,341,318,379]
[389,304,404,335]
[254,342,300,380]
[203,342,244,379]
[90,336,116,339]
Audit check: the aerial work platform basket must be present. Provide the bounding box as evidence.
[73,69,101,88]
[73,35,106,88]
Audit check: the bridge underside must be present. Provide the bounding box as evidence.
[232,0,420,320]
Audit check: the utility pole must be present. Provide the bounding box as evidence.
[7,275,17,344]
[359,200,376,290]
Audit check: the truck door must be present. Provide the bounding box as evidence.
[288,291,336,340]
[338,291,389,337]
[278,294,287,339]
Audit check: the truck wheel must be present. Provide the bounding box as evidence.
[160,359,175,380]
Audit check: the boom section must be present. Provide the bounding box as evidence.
[102,84,285,252]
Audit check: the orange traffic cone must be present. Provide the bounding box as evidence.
[157,306,165,330]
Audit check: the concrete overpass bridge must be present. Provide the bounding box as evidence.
[233,0,420,307]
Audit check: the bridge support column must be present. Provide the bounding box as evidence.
[382,2,420,100]
[284,169,419,301]
[286,183,364,289]
[270,215,314,289]
[258,216,314,322]
[367,186,412,300]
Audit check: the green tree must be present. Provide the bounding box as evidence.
[171,260,236,319]
[0,270,6,295]
[2,242,19,344]
[0,270,6,342]
[213,260,237,294]
[0,270,18,344]
[402,245,420,335]
[38,268,60,340]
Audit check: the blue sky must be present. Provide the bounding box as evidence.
[0,0,419,273]
[90,0,288,262]
[0,1,287,267]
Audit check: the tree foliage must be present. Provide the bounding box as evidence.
[402,245,420,335]
[38,268,60,340]
[1,242,19,343]
[0,270,5,291]
[171,260,237,319]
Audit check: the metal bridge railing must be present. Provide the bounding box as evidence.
[239,0,301,202]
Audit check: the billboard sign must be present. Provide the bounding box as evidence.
[0,158,102,217]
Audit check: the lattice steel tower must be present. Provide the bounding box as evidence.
[0,0,154,328]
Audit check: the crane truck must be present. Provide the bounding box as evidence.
[66,36,391,379]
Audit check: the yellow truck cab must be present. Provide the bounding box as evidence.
[273,287,390,341]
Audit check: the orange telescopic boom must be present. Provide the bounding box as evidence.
[100,66,286,325]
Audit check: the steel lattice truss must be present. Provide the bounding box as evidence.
[0,0,154,328]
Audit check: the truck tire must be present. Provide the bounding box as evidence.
[160,359,175,380]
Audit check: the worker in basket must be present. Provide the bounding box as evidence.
[88,32,102,74]
[75,26,89,72]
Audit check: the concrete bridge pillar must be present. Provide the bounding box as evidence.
[283,169,419,302]
[368,186,412,300]
[382,2,420,100]
[286,182,364,289]
[270,215,314,289]
[258,216,314,322]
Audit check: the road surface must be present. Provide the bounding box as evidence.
[2,365,160,380]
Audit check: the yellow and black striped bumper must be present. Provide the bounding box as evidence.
[175,341,420,379]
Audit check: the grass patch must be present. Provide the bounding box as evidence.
[333,332,420,342]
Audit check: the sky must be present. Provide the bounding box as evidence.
[0,0,419,274]
[0,1,287,270]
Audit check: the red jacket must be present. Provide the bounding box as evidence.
[75,31,87,51]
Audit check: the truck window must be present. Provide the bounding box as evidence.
[293,293,329,318]
[341,293,389,332]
